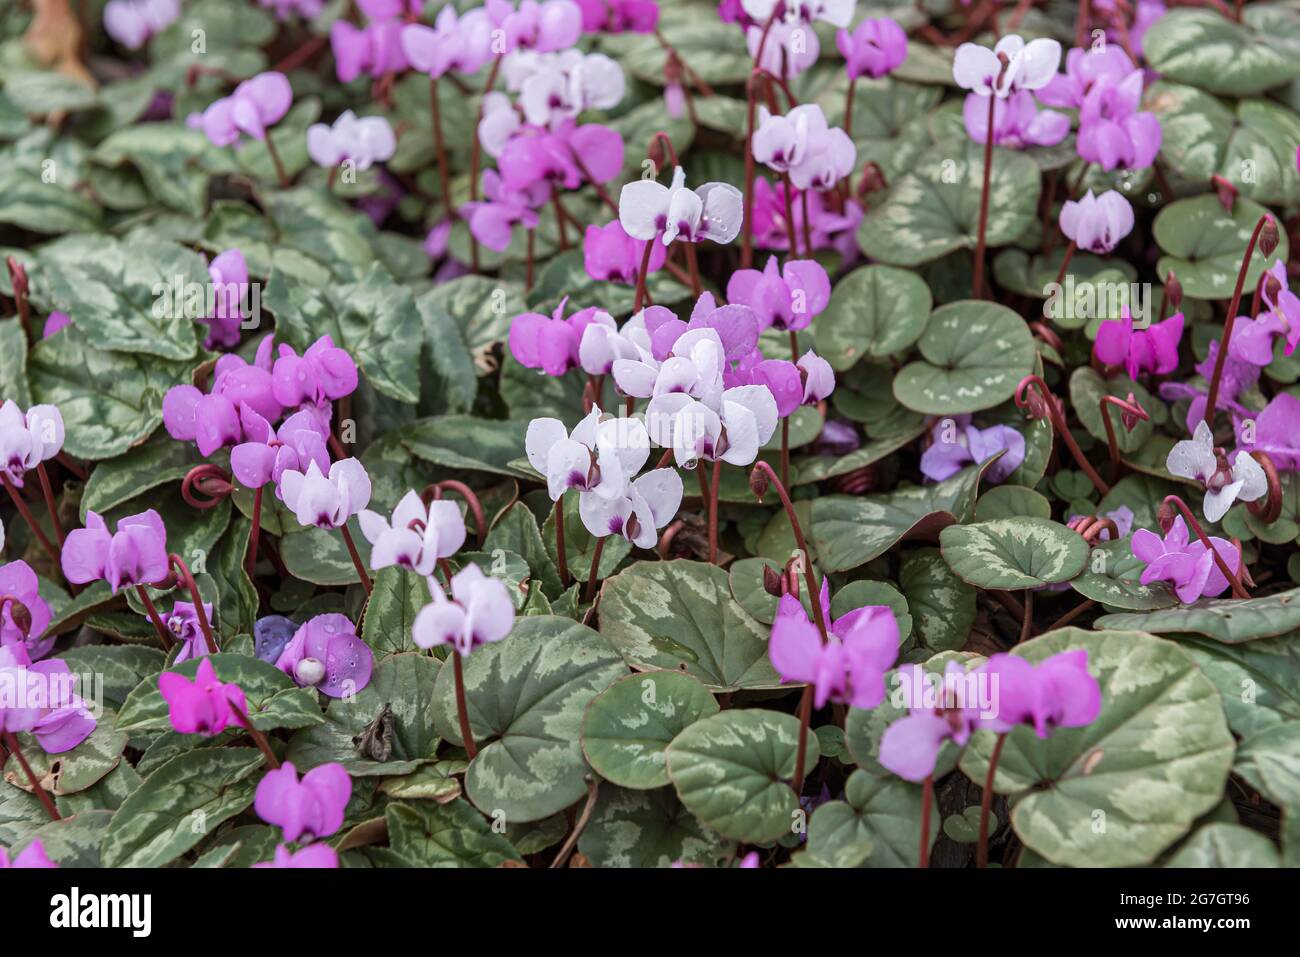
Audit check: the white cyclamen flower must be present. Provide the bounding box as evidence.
[645,384,778,469]
[358,490,467,576]
[579,468,683,548]
[279,458,372,530]
[619,166,744,246]
[525,407,651,503]
[953,34,1061,98]
[411,564,514,656]
[306,111,396,170]
[1166,420,1267,523]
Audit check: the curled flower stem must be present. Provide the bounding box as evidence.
[181,464,233,509]
[1069,515,1120,545]
[426,480,488,550]
[919,774,933,868]
[1161,495,1250,600]
[337,525,372,596]
[1204,213,1272,428]
[429,76,453,220]
[1015,375,1111,496]
[976,733,1007,868]
[134,585,175,650]
[554,498,571,588]
[972,91,998,300]
[1099,394,1149,470]
[3,731,59,821]
[1246,451,1283,525]
[467,53,505,273]
[229,700,281,770]
[246,485,263,581]
[585,537,605,604]
[168,554,218,655]
[453,650,478,760]
[0,474,59,565]
[550,774,599,868]
[34,464,63,547]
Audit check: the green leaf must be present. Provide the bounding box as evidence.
[101,748,265,868]
[900,548,977,655]
[485,503,564,598]
[858,142,1041,266]
[397,415,531,478]
[727,556,813,625]
[959,628,1235,867]
[892,301,1036,414]
[1143,8,1300,97]
[55,645,166,712]
[0,165,100,233]
[813,264,931,370]
[385,800,523,868]
[278,517,371,587]
[666,709,820,844]
[80,432,202,517]
[525,248,691,318]
[1180,634,1300,739]
[0,318,30,406]
[92,123,234,216]
[804,769,935,868]
[360,566,425,656]
[1069,367,1159,456]
[581,671,719,790]
[577,785,734,868]
[431,616,625,823]
[597,560,784,692]
[416,275,525,364]
[1166,823,1280,867]
[4,716,127,796]
[975,485,1052,522]
[940,518,1090,589]
[1071,537,1179,611]
[1095,587,1300,642]
[1154,195,1289,300]
[415,293,478,415]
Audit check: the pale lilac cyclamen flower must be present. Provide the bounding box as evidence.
[306,111,396,171]
[953,35,1062,98]
[747,19,820,78]
[159,658,248,736]
[1059,189,1134,254]
[837,16,908,79]
[1133,516,1240,602]
[163,341,285,456]
[169,601,216,665]
[0,401,64,488]
[576,0,659,33]
[920,415,1025,484]
[275,613,373,697]
[1166,421,1266,522]
[255,761,351,843]
[753,104,856,192]
[358,491,467,576]
[878,661,984,782]
[1076,69,1161,172]
[515,51,626,128]
[619,166,744,247]
[196,73,294,147]
[583,221,667,285]
[401,6,494,77]
[0,646,96,753]
[726,256,830,332]
[230,409,330,494]
[962,90,1069,148]
[525,407,648,503]
[255,844,340,868]
[0,840,56,868]
[461,169,545,252]
[1237,393,1300,471]
[980,649,1101,737]
[330,18,408,84]
[489,0,584,54]
[103,0,179,51]
[1093,311,1184,381]
[62,509,168,593]
[769,581,900,709]
[578,468,683,548]
[412,564,515,655]
[200,248,251,349]
[1160,342,1258,435]
[279,459,372,530]
[0,560,51,659]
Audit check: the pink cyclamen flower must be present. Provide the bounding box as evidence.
[878,661,985,782]
[1159,341,1258,435]
[274,613,373,697]
[0,560,53,660]
[489,0,584,54]
[583,221,666,285]
[769,581,900,710]
[255,761,351,843]
[837,16,907,79]
[577,0,659,32]
[1132,516,1241,603]
[619,166,744,246]
[1038,44,1137,110]
[1237,393,1300,471]
[61,509,167,593]
[980,649,1102,738]
[159,657,248,736]
[953,34,1062,98]
[197,72,293,147]
[306,111,396,171]
[103,0,179,50]
[404,6,494,76]
[461,169,545,253]
[726,256,830,332]
[920,415,1025,484]
[358,490,467,576]
[1165,421,1266,522]
[279,459,372,530]
[730,353,802,417]
[797,351,835,404]
[509,301,611,376]
[1059,189,1133,254]
[1076,70,1161,172]
[0,839,56,868]
[412,564,515,655]
[748,19,820,78]
[330,18,408,84]
[962,90,1069,148]
[0,400,64,488]
[231,408,330,493]
[255,843,340,868]
[1093,310,1184,381]
[0,645,96,753]
[201,248,250,349]
[272,335,359,410]
[751,177,862,259]
[169,600,217,665]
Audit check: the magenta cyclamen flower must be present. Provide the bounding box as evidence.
[726,256,830,332]
[837,16,907,79]
[412,564,515,655]
[583,221,666,285]
[331,18,408,84]
[0,646,97,753]
[254,844,340,868]
[878,662,984,782]
[358,491,467,576]
[254,761,351,843]
[920,415,1025,484]
[962,90,1069,148]
[1059,189,1133,254]
[981,649,1102,738]
[159,658,248,736]
[0,839,56,868]
[103,0,179,50]
[462,169,545,253]
[0,560,53,660]
[1237,393,1300,471]
[275,614,373,697]
[1093,310,1184,381]
[510,301,612,376]
[769,582,900,710]
[231,409,330,493]
[576,0,658,32]
[272,335,359,409]
[196,72,293,147]
[751,177,863,260]
[62,509,168,593]
[0,400,64,488]
[202,248,250,349]
[1132,516,1241,603]
[169,600,216,665]
[279,459,372,530]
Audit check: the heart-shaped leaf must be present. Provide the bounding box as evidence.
[1143,7,1300,97]
[813,264,931,370]
[940,517,1090,589]
[1154,195,1289,300]
[577,785,734,868]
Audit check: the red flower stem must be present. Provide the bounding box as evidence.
[976,733,1007,868]
[468,53,505,273]
[707,460,721,565]
[6,257,31,343]
[1076,0,1091,47]
[453,650,478,759]
[429,480,487,549]
[182,464,233,509]
[1099,394,1149,470]
[551,184,569,250]
[843,77,856,139]
[741,16,777,270]
[337,525,372,596]
[56,453,87,482]
[633,233,657,312]
[246,485,263,581]
[749,461,828,638]
[264,134,290,188]
[134,585,175,650]
[272,34,326,74]
[972,92,997,300]
[1161,495,1250,599]
[229,701,281,769]
[684,242,703,297]
[554,497,571,587]
[1,475,59,565]
[1015,375,1111,496]
[3,731,59,821]
[168,554,218,654]
[1052,241,1076,294]
[1204,214,1271,428]
[791,684,813,795]
[1046,597,1095,631]
[919,774,934,868]
[780,418,790,492]
[800,189,813,258]
[328,432,347,460]
[429,76,453,220]
[526,229,535,293]
[584,536,605,604]
[34,464,63,546]
[1019,589,1033,644]
[779,171,800,255]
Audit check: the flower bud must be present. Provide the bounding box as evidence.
[1259,216,1280,258]
[749,465,769,502]
[1164,269,1182,311]
[294,657,327,687]
[1212,174,1238,213]
[762,564,784,597]
[1157,502,1176,534]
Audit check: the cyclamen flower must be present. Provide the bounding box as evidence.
[499,122,625,193]
[196,72,293,147]
[753,105,856,192]
[255,615,298,664]
[1237,393,1300,471]
[272,335,360,410]
[279,459,372,530]
[1093,311,1184,381]
[583,221,666,285]
[274,613,373,697]
[231,409,330,494]
[837,16,908,80]
[163,342,283,457]
[751,178,863,260]
[255,762,351,843]
[510,301,613,376]
[619,166,744,247]
[1038,44,1138,110]
[169,600,216,665]
[488,0,584,54]
[981,649,1102,738]
[878,662,984,782]
[330,18,408,84]
[103,0,179,50]
[461,169,545,252]
[307,111,396,171]
[0,646,96,753]
[747,20,819,78]
[769,581,900,709]
[159,658,248,736]
[576,0,658,33]
[1166,421,1266,522]
[0,840,56,868]
[515,51,626,128]
[255,844,340,868]
[201,248,251,349]
[726,256,830,332]
[1059,189,1133,254]
[953,35,1062,98]
[401,6,494,77]
[579,467,683,548]
[525,407,648,502]
[259,0,327,21]
[412,564,515,655]
[920,415,1025,484]
[44,312,71,338]
[358,491,467,576]
[62,509,167,593]
[962,90,1069,148]
[741,0,853,27]
[1133,516,1241,603]
[1160,342,1258,435]
[646,384,779,469]
[0,401,64,488]
[1076,69,1161,172]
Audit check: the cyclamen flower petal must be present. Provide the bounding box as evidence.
[1059,189,1134,254]
[583,221,666,285]
[198,72,293,146]
[0,839,57,868]
[61,509,169,593]
[0,560,52,660]
[358,491,467,576]
[1237,393,1300,471]
[837,16,908,80]
[279,459,372,530]
[255,761,351,843]
[619,166,744,246]
[578,467,682,548]
[306,111,396,170]
[1132,516,1239,603]
[1165,421,1266,522]
[954,35,1062,98]
[274,613,373,697]
[0,401,64,488]
[159,658,248,736]
[980,650,1101,738]
[254,843,340,868]
[1092,310,1184,380]
[726,256,831,332]
[104,0,179,51]
[412,564,515,655]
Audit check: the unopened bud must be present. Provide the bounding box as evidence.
[762,564,784,597]
[1164,270,1182,311]
[1259,216,1280,258]
[749,466,769,502]
[6,257,26,298]
[295,657,327,687]
[1212,174,1238,213]
[1156,502,1176,534]
[859,162,887,195]
[3,599,31,635]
